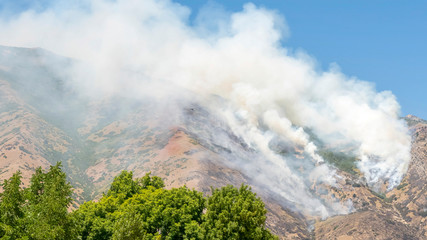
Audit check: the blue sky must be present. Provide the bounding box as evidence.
[176,0,427,119]
[1,0,426,119]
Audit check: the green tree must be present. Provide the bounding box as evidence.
[202,185,277,240]
[107,171,164,201]
[0,171,25,239]
[72,196,119,240]
[137,172,165,190]
[107,171,139,200]
[0,166,278,240]
[75,171,166,240]
[25,162,77,240]
[27,167,45,205]
[112,186,205,240]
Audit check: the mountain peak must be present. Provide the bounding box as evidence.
[404,114,427,127]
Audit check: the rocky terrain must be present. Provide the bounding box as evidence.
[314,115,427,240]
[0,45,426,239]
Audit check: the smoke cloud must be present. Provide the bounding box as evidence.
[0,0,411,217]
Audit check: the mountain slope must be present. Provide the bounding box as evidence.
[0,46,311,238]
[0,45,426,239]
[0,79,69,182]
[314,115,427,239]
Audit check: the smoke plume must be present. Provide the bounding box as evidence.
[0,0,411,217]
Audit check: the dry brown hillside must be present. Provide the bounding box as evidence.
[314,115,427,240]
[1,46,426,239]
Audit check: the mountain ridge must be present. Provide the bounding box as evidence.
[0,45,426,239]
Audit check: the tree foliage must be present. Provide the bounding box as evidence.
[203,185,277,240]
[112,187,205,240]
[0,171,25,239]
[0,164,277,240]
[26,163,76,239]
[0,162,76,240]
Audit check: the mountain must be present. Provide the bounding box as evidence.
[313,115,427,240]
[0,45,426,239]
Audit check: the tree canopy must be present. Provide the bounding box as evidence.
[0,162,77,239]
[0,163,278,240]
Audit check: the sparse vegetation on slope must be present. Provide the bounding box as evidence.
[319,150,359,175]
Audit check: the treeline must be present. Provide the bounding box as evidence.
[0,162,277,240]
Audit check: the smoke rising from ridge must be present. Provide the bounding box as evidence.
[0,0,411,217]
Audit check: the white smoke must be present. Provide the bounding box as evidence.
[0,0,411,216]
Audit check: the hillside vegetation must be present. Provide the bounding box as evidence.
[0,162,277,240]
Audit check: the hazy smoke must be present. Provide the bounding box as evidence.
[0,0,411,217]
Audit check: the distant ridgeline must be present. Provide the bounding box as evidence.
[0,162,278,240]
